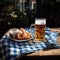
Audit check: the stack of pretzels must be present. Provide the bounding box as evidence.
[10,28,31,40]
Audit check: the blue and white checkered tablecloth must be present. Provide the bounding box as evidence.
[0,27,60,60]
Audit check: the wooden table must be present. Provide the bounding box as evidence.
[6,28,60,60]
[6,28,60,57]
[25,28,60,56]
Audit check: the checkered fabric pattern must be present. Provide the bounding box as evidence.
[0,27,60,60]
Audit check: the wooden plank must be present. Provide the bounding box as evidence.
[6,28,60,56]
[26,28,60,56]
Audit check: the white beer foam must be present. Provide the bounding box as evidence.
[35,19,46,25]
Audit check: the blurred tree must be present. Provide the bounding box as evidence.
[0,0,29,28]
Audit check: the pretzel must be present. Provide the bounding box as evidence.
[16,28,31,40]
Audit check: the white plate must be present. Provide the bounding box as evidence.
[9,36,33,42]
[8,28,34,42]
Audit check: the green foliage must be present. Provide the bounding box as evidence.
[0,0,29,27]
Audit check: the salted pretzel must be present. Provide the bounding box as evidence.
[16,28,31,40]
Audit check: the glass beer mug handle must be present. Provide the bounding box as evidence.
[30,24,35,39]
[30,24,35,29]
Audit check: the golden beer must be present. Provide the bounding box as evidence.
[35,19,46,42]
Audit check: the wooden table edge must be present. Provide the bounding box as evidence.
[5,28,60,56]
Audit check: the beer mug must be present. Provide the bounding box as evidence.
[30,18,46,42]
